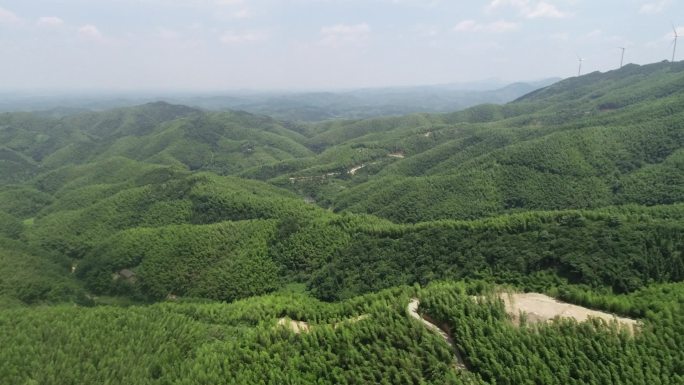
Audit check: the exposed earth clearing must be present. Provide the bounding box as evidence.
[485,293,638,331]
[277,314,370,334]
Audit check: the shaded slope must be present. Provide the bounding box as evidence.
[0,103,315,181]
[300,61,684,222]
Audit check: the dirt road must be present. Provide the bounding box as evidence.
[408,299,467,370]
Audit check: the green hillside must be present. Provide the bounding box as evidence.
[0,61,681,304]
[0,102,313,182]
[1,281,682,385]
[0,61,683,385]
[262,61,684,222]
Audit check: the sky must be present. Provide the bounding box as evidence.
[1,0,683,91]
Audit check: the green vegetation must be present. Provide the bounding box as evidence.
[1,281,682,384]
[0,237,83,305]
[308,205,684,300]
[0,61,682,384]
[323,62,684,221]
[420,281,684,385]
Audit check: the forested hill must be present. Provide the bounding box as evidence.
[0,60,683,384]
[0,59,680,301]
[267,60,684,222]
[0,102,313,183]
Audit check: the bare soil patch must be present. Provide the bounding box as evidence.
[277,318,310,334]
[485,293,637,332]
[348,164,366,175]
[276,314,369,334]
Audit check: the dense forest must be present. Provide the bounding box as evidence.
[1,61,683,384]
[1,281,682,384]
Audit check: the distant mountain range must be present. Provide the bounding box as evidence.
[0,78,560,122]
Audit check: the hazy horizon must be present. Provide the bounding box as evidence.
[1,0,683,91]
[0,76,558,95]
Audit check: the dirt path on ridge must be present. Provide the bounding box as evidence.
[408,299,467,370]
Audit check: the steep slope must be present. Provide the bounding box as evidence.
[0,103,315,182]
[262,61,684,222]
[1,62,683,385]
[1,60,682,307]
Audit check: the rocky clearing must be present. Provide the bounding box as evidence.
[487,292,638,331]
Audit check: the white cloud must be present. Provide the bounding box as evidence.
[454,20,477,32]
[157,27,181,39]
[215,0,244,4]
[320,23,371,46]
[413,24,439,38]
[388,0,441,7]
[232,8,251,19]
[639,0,672,14]
[453,19,519,33]
[157,0,244,5]
[550,32,570,41]
[321,23,371,36]
[488,0,526,10]
[0,6,22,26]
[220,30,267,44]
[585,29,602,38]
[525,2,566,18]
[37,16,65,28]
[78,24,104,41]
[580,29,627,45]
[488,0,570,19]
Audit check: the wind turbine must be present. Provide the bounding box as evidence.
[577,55,584,77]
[618,47,625,68]
[672,25,679,62]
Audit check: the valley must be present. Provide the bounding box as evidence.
[0,61,682,384]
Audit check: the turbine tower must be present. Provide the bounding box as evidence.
[618,47,625,68]
[577,56,584,77]
[672,25,679,62]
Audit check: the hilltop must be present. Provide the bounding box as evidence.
[256,61,684,222]
[0,60,681,302]
[0,60,682,385]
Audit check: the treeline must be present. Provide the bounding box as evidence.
[70,201,683,304]
[419,281,684,385]
[330,99,684,222]
[0,286,468,385]
[0,62,682,303]
[78,219,281,301]
[2,138,682,306]
[2,280,682,384]
[308,205,684,300]
[25,171,322,260]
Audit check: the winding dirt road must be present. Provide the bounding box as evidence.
[408,299,467,370]
[348,164,366,175]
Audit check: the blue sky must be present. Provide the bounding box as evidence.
[1,0,683,91]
